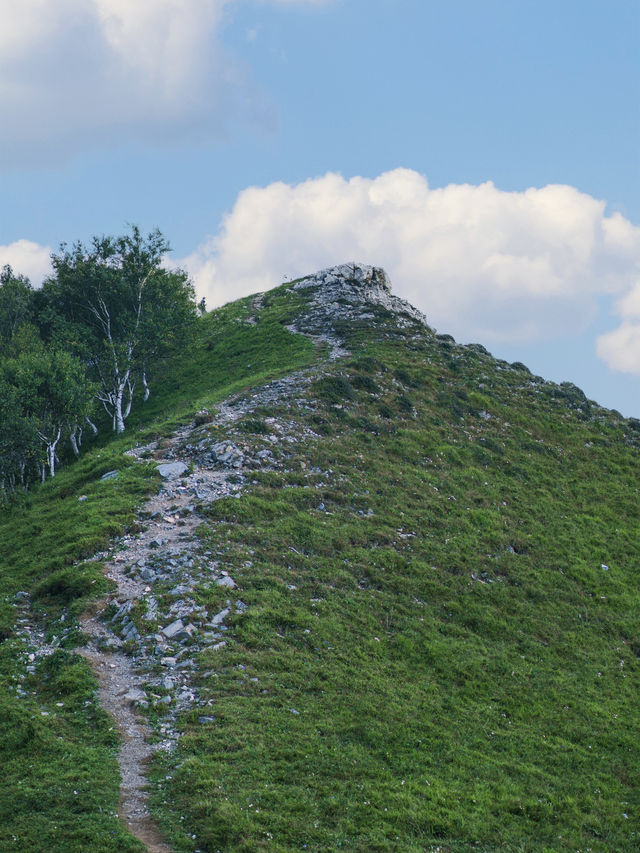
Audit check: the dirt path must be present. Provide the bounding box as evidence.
[77,371,313,851]
[20,264,408,851]
[79,644,173,853]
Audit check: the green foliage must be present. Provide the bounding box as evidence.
[150,332,638,852]
[238,418,270,434]
[0,645,144,853]
[32,562,108,607]
[313,374,356,404]
[0,265,33,350]
[2,273,639,851]
[39,225,197,433]
[0,277,317,851]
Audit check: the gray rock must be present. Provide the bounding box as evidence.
[202,632,222,643]
[177,689,195,703]
[100,470,119,481]
[162,619,185,639]
[211,442,244,468]
[122,622,140,641]
[124,688,147,703]
[111,600,134,622]
[216,575,236,589]
[157,461,189,479]
[210,607,231,627]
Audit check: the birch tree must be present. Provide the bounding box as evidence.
[4,349,96,480]
[41,226,196,433]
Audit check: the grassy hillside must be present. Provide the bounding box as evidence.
[1,276,638,851]
[0,285,314,852]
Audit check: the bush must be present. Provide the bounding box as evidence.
[238,418,269,434]
[350,374,380,394]
[32,562,104,604]
[313,375,355,404]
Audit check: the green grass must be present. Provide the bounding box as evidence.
[0,283,315,852]
[148,325,639,852]
[1,280,639,851]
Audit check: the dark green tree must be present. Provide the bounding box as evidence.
[0,265,33,352]
[41,226,197,433]
[1,348,96,481]
[0,378,38,498]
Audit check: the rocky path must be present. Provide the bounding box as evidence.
[12,264,423,852]
[77,371,315,851]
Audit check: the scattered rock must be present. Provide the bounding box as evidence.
[162,619,185,639]
[124,688,147,704]
[157,461,189,479]
[101,470,120,481]
[210,607,231,627]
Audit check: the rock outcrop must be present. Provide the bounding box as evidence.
[291,263,429,341]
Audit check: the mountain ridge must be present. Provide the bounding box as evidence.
[0,264,638,852]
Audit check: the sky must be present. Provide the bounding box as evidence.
[1,0,639,415]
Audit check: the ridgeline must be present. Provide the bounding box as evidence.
[1,265,638,852]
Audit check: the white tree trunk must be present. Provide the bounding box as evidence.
[123,377,134,420]
[69,426,81,458]
[115,387,126,434]
[47,428,61,478]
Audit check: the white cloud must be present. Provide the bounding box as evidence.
[0,0,328,164]
[596,323,640,374]
[0,240,51,285]
[595,277,640,374]
[179,169,640,348]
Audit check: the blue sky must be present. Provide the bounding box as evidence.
[1,0,639,414]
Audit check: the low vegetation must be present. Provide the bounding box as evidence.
[1,271,638,851]
[0,284,313,852]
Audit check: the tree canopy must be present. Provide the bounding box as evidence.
[40,226,197,433]
[0,226,198,499]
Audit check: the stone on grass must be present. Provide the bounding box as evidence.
[157,461,189,479]
[162,619,185,639]
[210,607,231,627]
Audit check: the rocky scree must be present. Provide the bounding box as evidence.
[287,263,429,356]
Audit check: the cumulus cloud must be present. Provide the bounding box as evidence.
[178,169,640,349]
[0,240,52,285]
[0,0,328,164]
[596,277,640,374]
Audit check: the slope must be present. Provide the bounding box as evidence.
[1,265,639,852]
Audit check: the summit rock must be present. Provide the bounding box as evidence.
[289,263,428,352]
